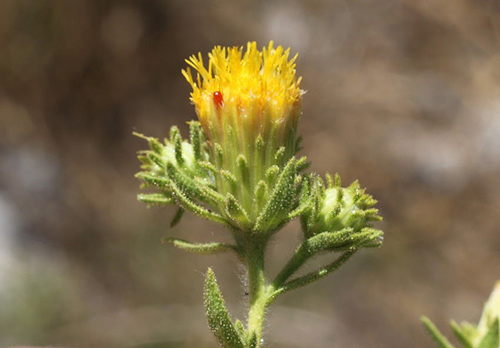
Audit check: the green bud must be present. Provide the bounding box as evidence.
[303,175,382,238]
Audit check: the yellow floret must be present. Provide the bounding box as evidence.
[182,41,302,126]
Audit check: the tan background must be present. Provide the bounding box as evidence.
[1,0,500,347]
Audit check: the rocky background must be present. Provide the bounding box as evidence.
[1,1,500,347]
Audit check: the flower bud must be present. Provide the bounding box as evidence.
[303,176,382,238]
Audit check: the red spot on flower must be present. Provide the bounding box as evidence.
[213,91,224,108]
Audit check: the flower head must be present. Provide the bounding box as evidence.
[181,42,305,229]
[182,41,302,142]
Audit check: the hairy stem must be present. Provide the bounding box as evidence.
[272,244,312,288]
[269,251,356,302]
[245,236,268,347]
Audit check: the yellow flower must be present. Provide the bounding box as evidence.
[182,41,302,143]
[181,42,305,226]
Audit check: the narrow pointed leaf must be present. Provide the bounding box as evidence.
[274,146,286,162]
[170,207,185,227]
[162,238,236,254]
[137,193,174,205]
[234,319,246,343]
[133,132,163,154]
[253,180,268,213]
[325,173,334,188]
[135,172,170,188]
[147,152,165,168]
[166,162,221,206]
[255,158,297,232]
[450,321,473,348]
[189,121,203,161]
[220,170,237,188]
[204,269,245,348]
[288,198,312,220]
[248,333,258,348]
[265,165,280,185]
[225,193,252,230]
[421,317,456,348]
[236,154,250,186]
[296,156,310,172]
[169,126,184,165]
[169,180,227,225]
[199,161,218,174]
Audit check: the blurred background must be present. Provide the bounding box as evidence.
[1,0,500,347]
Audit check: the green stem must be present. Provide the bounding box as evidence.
[245,235,268,348]
[272,244,312,288]
[269,251,356,302]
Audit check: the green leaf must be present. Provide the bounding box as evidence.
[189,121,203,161]
[215,143,224,164]
[220,169,237,190]
[135,172,170,188]
[166,162,222,207]
[325,173,334,188]
[169,180,226,225]
[225,193,252,230]
[300,175,324,236]
[450,321,473,348]
[236,154,250,186]
[204,269,245,348]
[274,146,286,162]
[287,196,312,220]
[421,317,456,348]
[478,318,499,348]
[146,152,165,168]
[301,227,382,255]
[255,158,297,232]
[169,126,184,165]
[296,156,310,172]
[303,228,355,253]
[162,238,236,255]
[137,193,174,205]
[334,173,342,186]
[170,207,184,227]
[248,333,258,348]
[133,132,163,154]
[199,161,218,175]
[234,319,247,343]
[253,180,268,213]
[265,165,280,185]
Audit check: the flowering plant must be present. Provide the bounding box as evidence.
[136,41,383,348]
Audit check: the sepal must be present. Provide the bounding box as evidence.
[225,194,252,231]
[254,157,298,232]
[168,180,226,225]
